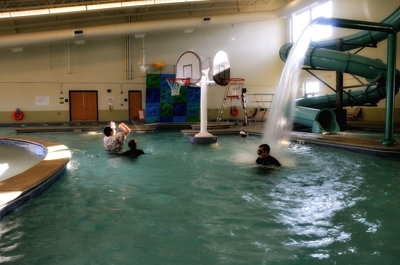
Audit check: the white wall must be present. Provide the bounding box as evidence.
[0,16,286,122]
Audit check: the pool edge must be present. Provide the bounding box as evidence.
[0,136,71,219]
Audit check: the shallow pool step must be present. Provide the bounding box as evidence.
[191,122,235,130]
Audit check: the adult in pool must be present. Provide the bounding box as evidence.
[256,144,281,167]
[103,121,130,153]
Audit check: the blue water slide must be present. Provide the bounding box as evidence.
[279,7,400,133]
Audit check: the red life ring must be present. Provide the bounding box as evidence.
[250,108,258,118]
[231,107,239,117]
[12,110,24,121]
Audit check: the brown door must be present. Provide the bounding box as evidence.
[129,91,142,121]
[70,91,98,122]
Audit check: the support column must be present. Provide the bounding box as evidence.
[382,32,397,145]
[190,68,218,144]
[335,38,347,129]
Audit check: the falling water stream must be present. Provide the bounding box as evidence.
[262,25,313,151]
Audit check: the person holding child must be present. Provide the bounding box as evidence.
[103,121,130,153]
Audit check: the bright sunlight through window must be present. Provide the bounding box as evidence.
[304,81,319,97]
[291,1,332,43]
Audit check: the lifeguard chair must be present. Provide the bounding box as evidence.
[212,51,248,125]
[217,78,248,125]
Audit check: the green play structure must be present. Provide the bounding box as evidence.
[279,6,400,145]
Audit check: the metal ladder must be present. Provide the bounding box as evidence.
[217,78,248,125]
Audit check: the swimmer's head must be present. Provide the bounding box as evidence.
[258,144,270,155]
[103,126,113,136]
[128,140,137,149]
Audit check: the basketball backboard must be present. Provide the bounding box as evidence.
[213,50,231,86]
[176,51,202,85]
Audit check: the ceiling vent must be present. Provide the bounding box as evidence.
[11,47,23,52]
[202,17,211,23]
[73,29,84,37]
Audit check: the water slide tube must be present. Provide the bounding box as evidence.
[279,7,400,133]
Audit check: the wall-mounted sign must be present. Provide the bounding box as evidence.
[36,96,50,105]
[107,97,114,111]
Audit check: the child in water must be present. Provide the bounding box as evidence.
[119,139,144,158]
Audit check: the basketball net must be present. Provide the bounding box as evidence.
[230,83,240,96]
[227,79,244,97]
[166,79,181,96]
[166,78,190,96]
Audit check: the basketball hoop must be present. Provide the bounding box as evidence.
[166,78,190,96]
[225,78,244,96]
[225,78,245,85]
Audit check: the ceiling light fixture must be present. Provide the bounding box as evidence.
[122,0,153,7]
[11,47,23,52]
[50,6,87,14]
[0,12,10,18]
[0,1,209,19]
[87,3,122,10]
[154,0,182,4]
[10,9,49,17]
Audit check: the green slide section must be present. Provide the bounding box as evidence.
[295,106,340,133]
[279,7,400,133]
[308,6,400,52]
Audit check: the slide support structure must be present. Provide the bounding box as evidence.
[315,17,397,145]
[335,38,345,127]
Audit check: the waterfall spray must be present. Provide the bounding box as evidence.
[262,24,313,151]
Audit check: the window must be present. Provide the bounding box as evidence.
[291,1,332,42]
[304,82,319,97]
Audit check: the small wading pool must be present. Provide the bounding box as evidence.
[0,141,45,182]
[0,128,399,264]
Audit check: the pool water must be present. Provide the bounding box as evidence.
[0,129,399,264]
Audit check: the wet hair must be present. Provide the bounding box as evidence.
[103,126,112,136]
[259,144,270,154]
[128,140,137,150]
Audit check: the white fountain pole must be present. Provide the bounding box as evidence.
[191,68,217,144]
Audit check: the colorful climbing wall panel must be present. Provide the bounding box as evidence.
[145,74,200,123]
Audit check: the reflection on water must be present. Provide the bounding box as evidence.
[0,129,399,264]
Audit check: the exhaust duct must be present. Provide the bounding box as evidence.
[0,10,278,49]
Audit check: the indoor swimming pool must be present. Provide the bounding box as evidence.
[0,128,399,264]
